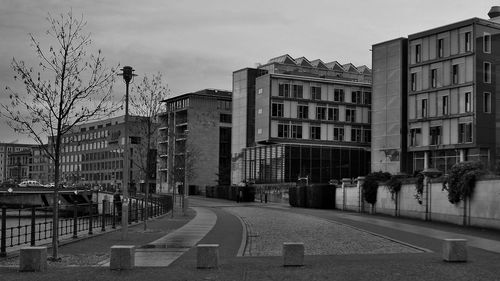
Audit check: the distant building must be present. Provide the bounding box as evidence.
[52,115,155,192]
[0,142,38,183]
[372,6,500,174]
[232,54,372,185]
[157,89,232,194]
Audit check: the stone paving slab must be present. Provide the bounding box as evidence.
[99,206,217,267]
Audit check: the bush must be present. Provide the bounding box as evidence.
[386,176,403,200]
[414,173,424,204]
[443,161,484,204]
[362,172,391,205]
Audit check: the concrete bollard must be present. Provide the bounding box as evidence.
[283,242,304,266]
[442,239,467,262]
[197,244,219,269]
[19,246,47,272]
[110,245,135,270]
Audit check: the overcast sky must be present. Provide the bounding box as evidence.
[0,0,497,143]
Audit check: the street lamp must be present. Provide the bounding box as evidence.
[118,66,136,240]
[421,167,442,221]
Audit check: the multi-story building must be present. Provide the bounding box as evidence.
[0,142,38,183]
[372,6,500,174]
[232,54,372,185]
[371,38,409,174]
[53,115,155,192]
[157,89,232,194]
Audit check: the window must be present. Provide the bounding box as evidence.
[291,124,302,139]
[431,69,437,88]
[438,38,444,58]
[311,86,322,100]
[351,91,362,104]
[220,113,231,123]
[277,123,289,138]
[484,62,491,83]
[333,127,344,141]
[316,106,327,120]
[411,73,417,91]
[363,129,371,143]
[292,85,303,98]
[421,99,428,118]
[297,104,309,119]
[363,91,371,105]
[465,92,472,112]
[484,33,491,53]
[334,89,344,102]
[310,126,321,140]
[278,83,290,97]
[328,107,339,121]
[484,92,491,113]
[410,128,422,146]
[346,108,356,122]
[452,64,459,84]
[258,88,263,95]
[442,95,449,115]
[430,126,442,145]
[465,32,471,52]
[351,127,362,142]
[458,123,472,143]
[415,44,421,63]
[271,103,284,117]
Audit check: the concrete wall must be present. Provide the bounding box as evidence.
[339,177,500,231]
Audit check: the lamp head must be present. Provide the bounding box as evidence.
[119,66,137,84]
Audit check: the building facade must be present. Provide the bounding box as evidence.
[54,115,154,192]
[232,55,372,185]
[372,7,500,174]
[157,89,232,194]
[0,142,39,183]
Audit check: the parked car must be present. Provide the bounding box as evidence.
[18,180,42,188]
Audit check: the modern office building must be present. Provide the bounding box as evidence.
[372,6,500,174]
[157,89,232,194]
[54,115,154,192]
[371,38,409,174]
[232,55,372,185]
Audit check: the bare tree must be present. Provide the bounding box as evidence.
[130,72,169,229]
[1,11,117,260]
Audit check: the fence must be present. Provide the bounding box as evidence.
[0,195,172,256]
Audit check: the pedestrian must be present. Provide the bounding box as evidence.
[239,189,243,203]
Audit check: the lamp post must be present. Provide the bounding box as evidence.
[118,66,136,240]
[183,129,189,216]
[421,167,442,221]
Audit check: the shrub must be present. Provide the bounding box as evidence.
[362,172,391,205]
[414,173,424,204]
[386,176,403,200]
[443,161,484,204]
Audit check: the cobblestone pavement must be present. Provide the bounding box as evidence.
[225,206,423,256]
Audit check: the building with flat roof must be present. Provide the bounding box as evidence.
[157,89,232,194]
[372,6,500,174]
[232,55,372,186]
[52,115,154,193]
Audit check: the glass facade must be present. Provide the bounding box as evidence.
[243,144,369,184]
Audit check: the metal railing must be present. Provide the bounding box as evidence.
[0,196,170,256]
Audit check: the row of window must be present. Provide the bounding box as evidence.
[415,92,491,119]
[276,84,371,104]
[411,62,491,91]
[410,122,472,146]
[414,32,490,63]
[168,98,190,111]
[271,103,360,123]
[277,123,370,143]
